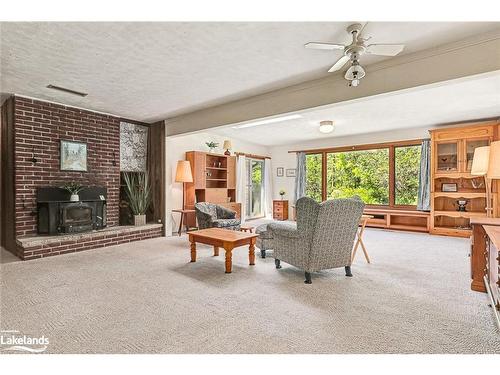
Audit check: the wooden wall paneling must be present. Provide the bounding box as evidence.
[0,97,16,254]
[147,121,166,229]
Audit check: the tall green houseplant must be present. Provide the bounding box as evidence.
[123,172,151,226]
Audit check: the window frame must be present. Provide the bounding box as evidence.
[299,139,422,210]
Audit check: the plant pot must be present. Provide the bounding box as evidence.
[70,194,79,202]
[208,148,216,153]
[134,214,146,226]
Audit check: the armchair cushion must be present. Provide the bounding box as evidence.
[216,205,236,219]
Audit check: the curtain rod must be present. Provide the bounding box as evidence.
[235,152,271,159]
[288,139,423,154]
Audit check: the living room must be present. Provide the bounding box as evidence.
[1,2,499,373]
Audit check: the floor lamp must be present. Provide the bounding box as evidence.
[471,142,500,218]
[174,160,194,235]
[175,160,194,206]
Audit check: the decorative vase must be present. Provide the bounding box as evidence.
[134,214,146,226]
[70,194,79,202]
[208,147,216,153]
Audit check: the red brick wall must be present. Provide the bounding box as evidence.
[13,96,121,236]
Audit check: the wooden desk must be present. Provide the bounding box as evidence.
[470,217,500,292]
[352,214,374,263]
[188,228,259,273]
[172,209,195,236]
[482,225,500,330]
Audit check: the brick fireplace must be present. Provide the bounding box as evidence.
[1,96,164,260]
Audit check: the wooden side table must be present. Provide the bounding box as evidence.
[352,214,373,263]
[273,200,289,221]
[172,209,196,236]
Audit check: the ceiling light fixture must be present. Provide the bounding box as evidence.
[46,84,88,97]
[319,120,335,134]
[232,114,302,129]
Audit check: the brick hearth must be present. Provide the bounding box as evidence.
[16,224,163,260]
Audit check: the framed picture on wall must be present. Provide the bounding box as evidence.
[277,167,284,177]
[286,168,297,177]
[60,140,87,171]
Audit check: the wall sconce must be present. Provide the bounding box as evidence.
[30,147,38,164]
[112,151,117,166]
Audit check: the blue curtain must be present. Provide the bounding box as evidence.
[294,152,306,203]
[417,139,431,211]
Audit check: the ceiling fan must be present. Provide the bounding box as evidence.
[305,23,405,87]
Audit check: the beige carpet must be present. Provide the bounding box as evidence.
[1,229,499,354]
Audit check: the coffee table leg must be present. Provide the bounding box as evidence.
[213,246,219,256]
[190,241,196,262]
[249,239,256,266]
[224,244,234,273]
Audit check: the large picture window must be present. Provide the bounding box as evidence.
[395,145,422,206]
[305,153,322,202]
[304,140,422,208]
[326,149,389,205]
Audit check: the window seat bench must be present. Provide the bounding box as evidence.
[363,208,430,233]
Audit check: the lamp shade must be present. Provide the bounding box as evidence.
[223,140,232,150]
[470,146,490,176]
[487,141,500,179]
[175,160,193,183]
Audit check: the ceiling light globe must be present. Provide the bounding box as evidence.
[319,121,334,134]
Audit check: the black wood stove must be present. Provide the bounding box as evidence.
[37,187,107,235]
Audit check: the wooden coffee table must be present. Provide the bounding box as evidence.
[188,228,259,273]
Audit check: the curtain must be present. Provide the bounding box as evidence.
[294,152,306,203]
[263,158,273,218]
[417,139,431,211]
[236,155,246,224]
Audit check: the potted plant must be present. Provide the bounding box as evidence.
[123,172,151,226]
[279,189,286,200]
[62,182,84,202]
[205,141,219,153]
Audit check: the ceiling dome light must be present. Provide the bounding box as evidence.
[319,120,334,134]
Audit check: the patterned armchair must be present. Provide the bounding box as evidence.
[268,196,364,284]
[194,202,241,230]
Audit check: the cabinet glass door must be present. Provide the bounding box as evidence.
[436,142,458,172]
[465,139,490,172]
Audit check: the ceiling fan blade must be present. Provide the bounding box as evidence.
[366,44,405,56]
[305,42,345,50]
[328,55,350,72]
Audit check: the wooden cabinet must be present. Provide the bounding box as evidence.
[184,151,238,227]
[273,200,289,221]
[430,121,499,237]
[471,222,500,329]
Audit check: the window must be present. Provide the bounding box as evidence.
[395,145,421,205]
[304,140,422,207]
[327,149,390,205]
[305,153,322,202]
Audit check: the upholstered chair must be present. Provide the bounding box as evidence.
[268,196,365,284]
[194,202,241,230]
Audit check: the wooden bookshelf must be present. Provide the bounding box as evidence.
[429,121,499,237]
[183,151,239,227]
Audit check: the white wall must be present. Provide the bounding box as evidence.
[165,131,269,235]
[269,126,430,201]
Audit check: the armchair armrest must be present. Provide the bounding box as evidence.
[216,205,236,219]
[268,222,301,239]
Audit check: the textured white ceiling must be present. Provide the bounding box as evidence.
[1,22,499,122]
[211,72,500,146]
